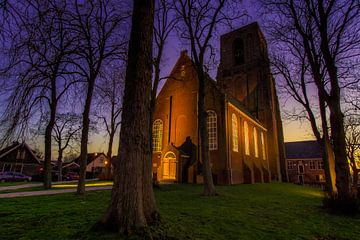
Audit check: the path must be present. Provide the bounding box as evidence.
[0,179,98,191]
[0,186,112,198]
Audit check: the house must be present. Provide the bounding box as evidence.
[151,22,286,185]
[73,152,110,178]
[285,140,325,184]
[0,141,42,176]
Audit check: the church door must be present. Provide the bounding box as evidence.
[163,152,177,180]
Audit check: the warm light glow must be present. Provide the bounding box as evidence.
[207,110,218,150]
[261,132,266,160]
[52,182,113,188]
[244,121,250,155]
[232,114,239,152]
[104,160,108,165]
[152,119,163,152]
[253,127,259,158]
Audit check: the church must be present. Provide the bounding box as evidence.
[151,22,286,185]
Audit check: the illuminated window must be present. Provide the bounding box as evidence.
[232,114,239,152]
[207,110,217,150]
[317,161,324,169]
[261,132,266,160]
[180,65,186,77]
[152,119,163,152]
[244,121,250,155]
[309,161,316,170]
[253,127,259,158]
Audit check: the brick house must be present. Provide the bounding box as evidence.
[151,22,285,184]
[285,140,325,184]
[0,141,42,176]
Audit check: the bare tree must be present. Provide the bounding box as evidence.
[151,0,177,119]
[174,0,243,196]
[67,0,128,195]
[96,0,159,234]
[52,112,82,181]
[260,0,360,207]
[95,66,124,178]
[0,0,78,188]
[271,48,336,194]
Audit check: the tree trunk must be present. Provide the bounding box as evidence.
[197,68,217,196]
[105,131,114,179]
[96,0,159,234]
[57,148,63,182]
[44,102,57,189]
[77,80,94,195]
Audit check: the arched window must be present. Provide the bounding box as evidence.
[152,119,163,152]
[261,132,266,160]
[253,127,259,158]
[232,114,238,152]
[233,38,245,65]
[244,121,250,155]
[207,110,218,150]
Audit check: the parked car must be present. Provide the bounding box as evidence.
[64,172,79,181]
[0,171,32,182]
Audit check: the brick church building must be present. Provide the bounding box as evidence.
[152,22,286,185]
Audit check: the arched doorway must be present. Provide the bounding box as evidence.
[162,152,177,180]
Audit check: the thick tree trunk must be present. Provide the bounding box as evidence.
[197,68,217,196]
[329,100,352,199]
[77,80,94,195]
[44,118,54,189]
[96,0,158,234]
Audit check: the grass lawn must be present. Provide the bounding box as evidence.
[0,183,359,240]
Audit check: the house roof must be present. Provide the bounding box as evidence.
[0,141,41,164]
[73,152,108,165]
[285,140,321,159]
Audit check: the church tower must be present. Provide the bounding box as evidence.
[217,22,286,182]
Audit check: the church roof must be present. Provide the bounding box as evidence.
[285,140,321,159]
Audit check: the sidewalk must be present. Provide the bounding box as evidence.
[0,179,98,191]
[0,185,112,198]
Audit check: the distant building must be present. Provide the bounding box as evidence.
[73,152,110,178]
[285,140,325,184]
[0,142,42,176]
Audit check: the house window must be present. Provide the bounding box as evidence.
[232,114,239,152]
[207,110,218,150]
[152,119,163,152]
[233,38,245,65]
[309,161,316,170]
[244,121,250,155]
[253,127,259,158]
[2,163,12,172]
[287,161,295,170]
[261,132,266,160]
[16,149,25,160]
[317,161,324,169]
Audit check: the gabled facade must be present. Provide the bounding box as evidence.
[73,152,110,177]
[151,22,285,185]
[0,142,42,176]
[285,140,325,184]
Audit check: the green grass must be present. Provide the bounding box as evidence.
[0,183,359,240]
